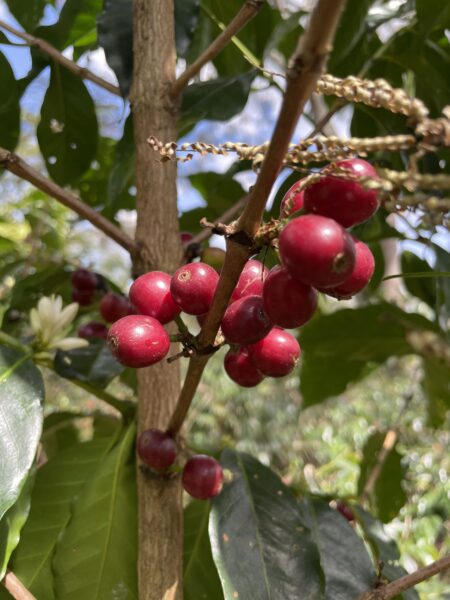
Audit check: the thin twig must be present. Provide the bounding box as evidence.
[0,147,137,256]
[360,430,398,502]
[172,0,264,97]
[188,194,249,247]
[358,555,450,600]
[2,571,37,600]
[0,19,121,97]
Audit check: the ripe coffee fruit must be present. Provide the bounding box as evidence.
[182,455,224,500]
[129,271,180,324]
[72,288,95,306]
[137,428,177,471]
[280,180,305,217]
[279,214,355,288]
[304,158,380,227]
[78,321,108,340]
[336,501,355,522]
[248,328,301,377]
[263,266,317,329]
[71,268,98,292]
[171,262,219,315]
[107,315,170,368]
[180,231,194,244]
[100,292,133,323]
[221,295,272,345]
[321,237,375,299]
[231,259,269,302]
[224,347,264,387]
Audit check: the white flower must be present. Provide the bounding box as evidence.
[49,337,88,351]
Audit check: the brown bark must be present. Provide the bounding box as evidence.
[131,2,182,599]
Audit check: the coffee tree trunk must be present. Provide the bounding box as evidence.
[131,1,183,599]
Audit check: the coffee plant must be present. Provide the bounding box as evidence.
[0,0,449,599]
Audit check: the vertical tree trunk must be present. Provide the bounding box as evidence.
[131,2,183,599]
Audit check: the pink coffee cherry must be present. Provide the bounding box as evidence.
[231,259,269,302]
[248,328,301,377]
[170,262,219,315]
[100,292,133,324]
[129,271,180,324]
[224,347,264,387]
[78,321,108,340]
[71,268,98,292]
[137,428,177,471]
[72,288,95,307]
[279,180,305,218]
[182,455,224,500]
[221,295,272,345]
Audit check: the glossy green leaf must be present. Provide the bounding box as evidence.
[330,0,374,69]
[54,340,123,388]
[107,115,135,216]
[37,65,98,185]
[0,347,43,521]
[184,500,223,600]
[357,432,407,523]
[12,438,112,600]
[175,0,200,57]
[401,251,436,309]
[0,586,14,599]
[8,265,71,314]
[5,0,46,32]
[0,50,20,151]
[210,450,324,600]
[53,425,137,600]
[416,0,450,34]
[422,358,450,428]
[40,411,83,459]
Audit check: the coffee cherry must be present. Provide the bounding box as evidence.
[72,288,95,306]
[263,266,317,329]
[78,321,108,340]
[336,501,355,522]
[182,455,223,500]
[137,428,177,471]
[107,315,170,368]
[71,268,98,292]
[171,262,219,315]
[201,247,226,273]
[280,180,305,217]
[320,237,375,299]
[248,328,300,377]
[304,158,380,227]
[221,295,272,345]
[279,215,355,289]
[100,292,133,324]
[231,259,269,302]
[224,347,264,387]
[129,271,180,324]
[180,231,194,244]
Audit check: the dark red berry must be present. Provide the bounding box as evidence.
[129,271,180,324]
[72,288,95,306]
[100,292,133,324]
[224,347,264,387]
[137,428,177,471]
[221,295,272,345]
[280,180,305,218]
[180,231,194,244]
[336,501,355,522]
[78,321,108,340]
[279,214,355,288]
[231,259,269,302]
[248,328,300,377]
[107,315,170,368]
[170,262,219,315]
[263,266,317,329]
[182,455,223,500]
[201,247,226,273]
[320,237,375,299]
[304,158,380,228]
[71,268,98,292]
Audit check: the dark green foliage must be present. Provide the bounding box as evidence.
[0,51,20,151]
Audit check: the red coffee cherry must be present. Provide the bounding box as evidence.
[129,271,180,324]
[182,455,224,500]
[107,315,170,368]
[180,231,194,244]
[231,259,269,302]
[336,501,355,522]
[171,262,219,315]
[100,292,133,324]
[224,347,264,387]
[263,266,318,329]
[303,158,380,227]
[72,288,95,307]
[279,214,355,289]
[320,237,375,299]
[280,180,305,218]
[248,328,301,377]
[137,428,177,471]
[78,321,108,340]
[71,268,98,292]
[221,295,272,345]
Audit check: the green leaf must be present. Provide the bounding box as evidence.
[54,340,124,388]
[12,438,113,600]
[0,347,43,521]
[422,357,450,428]
[299,303,437,406]
[299,498,376,599]
[0,51,20,151]
[210,450,324,600]
[52,425,137,600]
[107,115,135,216]
[5,0,46,32]
[264,11,304,62]
[357,432,407,523]
[180,71,256,136]
[184,500,223,600]
[329,0,374,70]
[40,411,83,459]
[416,0,450,34]
[175,0,200,58]
[401,251,436,309]
[37,65,98,185]
[351,208,401,243]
